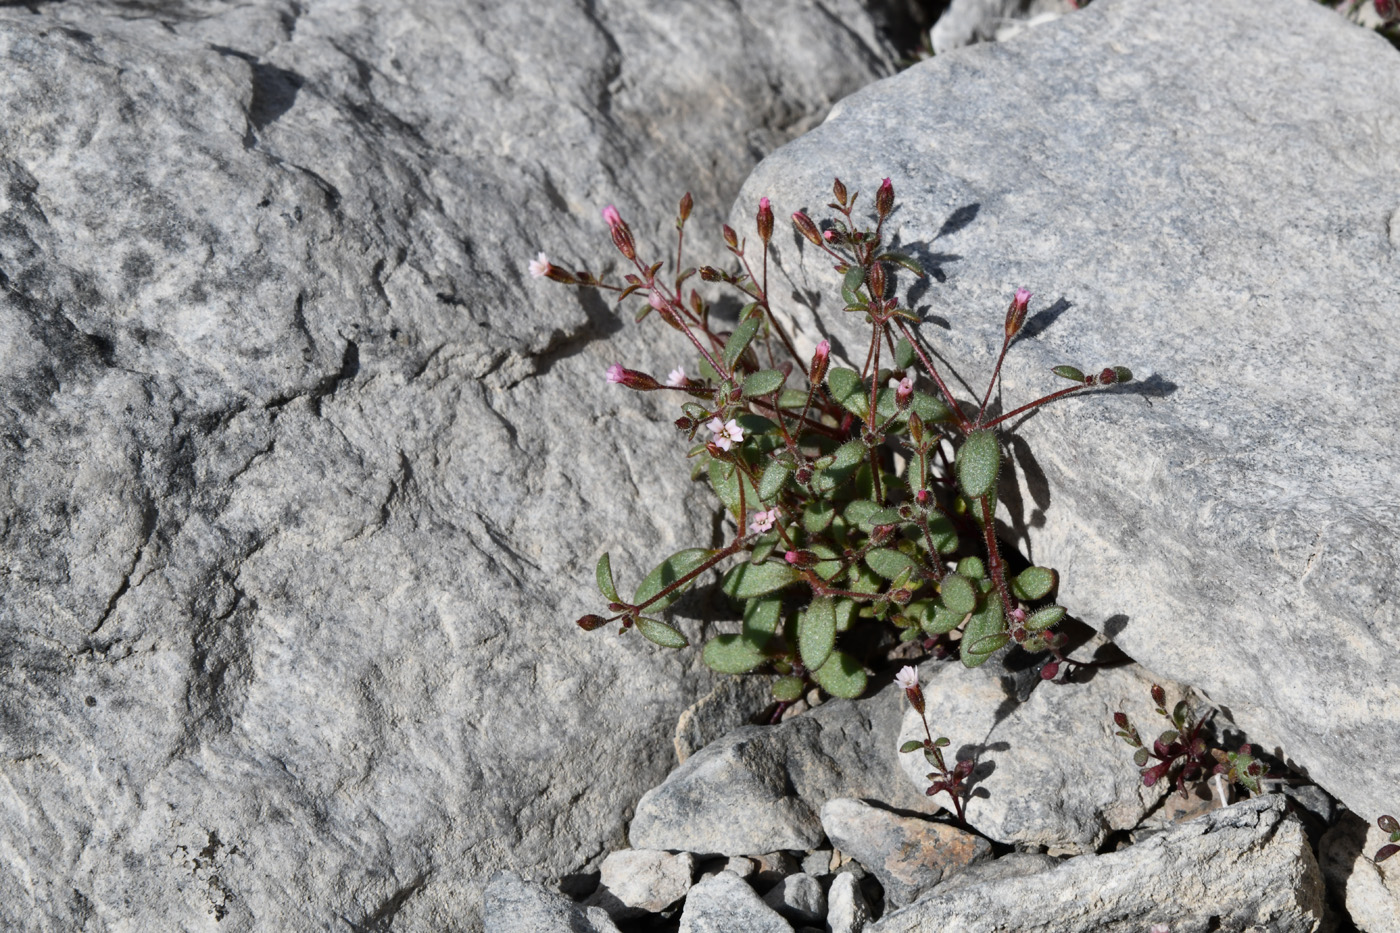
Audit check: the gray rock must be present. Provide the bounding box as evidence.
[674,676,774,764]
[1319,813,1400,933]
[930,0,1073,53]
[484,873,623,933]
[870,796,1323,933]
[821,798,993,908]
[752,851,802,890]
[0,0,900,929]
[930,852,1062,894]
[895,657,1179,851]
[679,871,796,933]
[827,871,874,933]
[761,872,827,926]
[734,0,1400,826]
[630,693,936,856]
[586,849,696,920]
[724,856,758,881]
[801,848,834,877]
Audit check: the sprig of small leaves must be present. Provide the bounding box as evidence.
[1114,684,1267,797]
[1375,814,1399,863]
[548,179,1134,700]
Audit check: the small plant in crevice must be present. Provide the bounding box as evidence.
[1112,683,1269,800]
[541,178,1135,702]
[896,665,973,826]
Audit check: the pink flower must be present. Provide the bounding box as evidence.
[809,339,831,384]
[1013,287,1032,310]
[895,666,919,690]
[896,374,914,406]
[528,252,551,279]
[876,177,894,217]
[602,205,622,228]
[606,363,625,384]
[707,417,744,451]
[666,366,687,388]
[823,229,837,241]
[749,508,779,535]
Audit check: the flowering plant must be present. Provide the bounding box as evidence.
[542,178,1133,701]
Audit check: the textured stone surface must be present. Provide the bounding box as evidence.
[630,692,936,856]
[930,0,1073,52]
[1319,813,1400,933]
[896,656,1179,851]
[674,675,774,763]
[827,871,874,933]
[821,797,993,907]
[0,1,898,930]
[930,852,1062,894]
[484,873,622,933]
[870,796,1324,933]
[733,0,1400,826]
[679,871,795,933]
[586,849,696,920]
[761,872,827,926]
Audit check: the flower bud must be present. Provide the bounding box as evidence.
[809,339,831,384]
[699,266,721,281]
[795,466,813,485]
[792,211,823,246]
[784,549,817,567]
[823,229,837,242]
[833,177,848,206]
[722,224,739,250]
[674,415,695,432]
[915,488,930,507]
[605,363,662,391]
[1005,288,1031,339]
[576,614,607,631]
[908,411,924,445]
[868,262,887,300]
[678,191,693,224]
[876,177,894,218]
[756,196,774,244]
[1041,660,1060,680]
[1379,0,1398,22]
[603,204,636,260]
[1099,367,1119,385]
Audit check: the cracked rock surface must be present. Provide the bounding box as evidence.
[0,1,897,929]
[733,0,1400,827]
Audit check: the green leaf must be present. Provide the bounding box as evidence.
[743,597,783,646]
[1133,747,1150,767]
[831,439,867,471]
[722,562,800,600]
[955,430,1000,498]
[1052,365,1085,383]
[834,598,858,632]
[1012,567,1058,601]
[877,251,925,278]
[722,315,762,370]
[771,676,804,702]
[841,266,866,306]
[812,650,867,698]
[596,552,619,602]
[703,634,765,673]
[939,574,978,615]
[802,500,835,534]
[1112,366,1133,384]
[798,598,837,671]
[866,547,918,581]
[709,457,758,518]
[845,499,901,530]
[636,617,688,649]
[778,388,809,410]
[749,532,779,564]
[926,514,958,554]
[1023,605,1065,633]
[910,391,952,424]
[922,604,964,635]
[894,337,916,371]
[634,548,713,611]
[698,355,722,383]
[956,556,985,580]
[826,368,868,417]
[900,739,924,753]
[961,599,1006,667]
[758,460,792,502]
[742,369,787,398]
